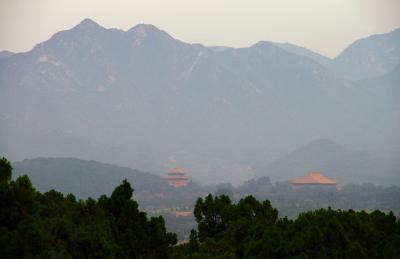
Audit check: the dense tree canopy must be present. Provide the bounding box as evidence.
[1,157,399,258]
[176,194,400,259]
[0,158,176,258]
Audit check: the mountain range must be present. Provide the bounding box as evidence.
[1,19,399,184]
[256,139,400,185]
[12,157,168,199]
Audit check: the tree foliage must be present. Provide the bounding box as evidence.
[0,158,176,259]
[177,194,400,259]
[1,157,399,258]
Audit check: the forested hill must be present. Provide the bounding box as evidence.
[1,157,178,258]
[12,157,170,199]
[2,157,400,258]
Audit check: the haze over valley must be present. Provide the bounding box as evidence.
[1,19,399,185]
[0,19,400,184]
[2,1,400,256]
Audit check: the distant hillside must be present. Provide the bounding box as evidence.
[1,125,163,173]
[1,19,399,184]
[12,157,170,199]
[354,64,400,148]
[0,50,14,59]
[331,28,400,80]
[257,139,400,185]
[273,42,332,67]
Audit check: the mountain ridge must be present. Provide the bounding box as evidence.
[12,157,170,199]
[1,19,399,184]
[331,27,400,79]
[256,139,400,185]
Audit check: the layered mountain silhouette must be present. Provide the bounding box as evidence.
[272,42,332,67]
[12,157,169,199]
[257,139,400,185]
[1,19,399,184]
[330,28,400,80]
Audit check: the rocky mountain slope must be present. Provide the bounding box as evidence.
[1,19,399,184]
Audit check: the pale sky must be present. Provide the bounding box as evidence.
[0,0,399,58]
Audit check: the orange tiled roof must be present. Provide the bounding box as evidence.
[168,167,187,174]
[291,172,337,185]
[175,211,193,217]
[166,176,189,180]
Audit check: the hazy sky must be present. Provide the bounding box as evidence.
[0,0,399,58]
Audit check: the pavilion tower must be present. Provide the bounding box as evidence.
[166,167,189,187]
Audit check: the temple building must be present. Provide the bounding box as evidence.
[175,211,193,217]
[291,172,337,188]
[166,167,189,187]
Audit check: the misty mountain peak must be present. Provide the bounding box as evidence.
[392,27,400,36]
[303,139,346,151]
[0,50,14,59]
[79,18,99,27]
[1,23,398,185]
[252,41,276,49]
[74,18,103,31]
[128,24,152,41]
[127,24,176,46]
[128,24,165,37]
[273,42,332,67]
[332,27,400,79]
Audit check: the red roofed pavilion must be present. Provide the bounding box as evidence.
[291,172,337,186]
[166,167,189,187]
